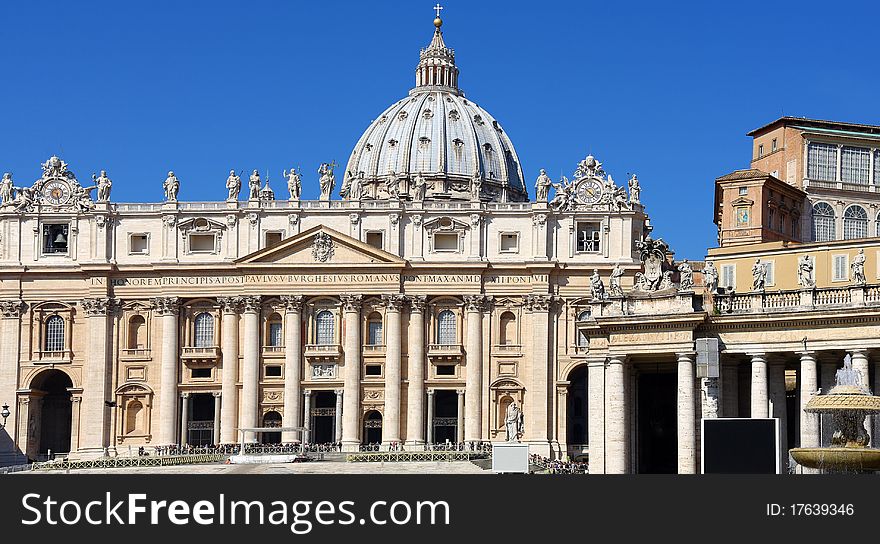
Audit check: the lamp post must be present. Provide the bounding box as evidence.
[0,403,9,429]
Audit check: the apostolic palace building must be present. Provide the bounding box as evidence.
[2,9,880,474]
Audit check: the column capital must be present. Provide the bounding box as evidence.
[607,355,628,365]
[280,295,304,313]
[81,297,118,317]
[334,389,344,396]
[218,296,243,314]
[747,352,767,361]
[381,294,407,312]
[456,389,465,396]
[463,294,490,313]
[212,391,222,398]
[240,295,262,314]
[426,389,435,397]
[180,392,190,399]
[407,295,427,312]
[339,293,363,313]
[796,350,817,359]
[523,294,552,312]
[586,356,607,368]
[0,299,26,318]
[675,352,696,361]
[151,296,180,316]
[303,389,313,398]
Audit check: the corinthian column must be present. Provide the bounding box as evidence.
[280,295,303,443]
[0,300,24,464]
[79,298,116,456]
[239,296,262,431]
[152,296,179,447]
[750,353,768,418]
[605,356,627,474]
[676,352,696,474]
[218,297,241,444]
[382,294,405,445]
[405,296,427,447]
[525,294,551,453]
[340,294,363,451]
[463,295,487,443]
[586,358,606,474]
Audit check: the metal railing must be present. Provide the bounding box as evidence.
[346,450,489,463]
[28,453,227,472]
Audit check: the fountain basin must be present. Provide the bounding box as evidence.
[804,390,880,413]
[790,447,880,471]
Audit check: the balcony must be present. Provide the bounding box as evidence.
[180,346,220,363]
[36,350,72,363]
[121,348,151,361]
[262,345,285,357]
[427,343,464,361]
[493,344,522,356]
[803,177,879,194]
[304,343,342,360]
[362,344,386,355]
[713,284,880,315]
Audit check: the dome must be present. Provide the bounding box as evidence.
[342,13,527,203]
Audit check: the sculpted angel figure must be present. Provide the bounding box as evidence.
[248,169,261,200]
[535,169,552,202]
[225,170,241,201]
[13,186,34,212]
[0,173,16,205]
[283,167,302,200]
[549,177,573,210]
[163,171,179,202]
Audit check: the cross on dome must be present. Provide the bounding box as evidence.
[434,3,444,18]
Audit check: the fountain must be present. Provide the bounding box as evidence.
[790,354,880,472]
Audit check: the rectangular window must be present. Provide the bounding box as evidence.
[875,150,880,185]
[366,231,384,250]
[191,368,212,379]
[758,144,764,157]
[576,223,601,252]
[738,187,748,196]
[771,138,778,152]
[265,365,282,378]
[807,142,838,181]
[129,233,149,255]
[433,232,459,252]
[365,364,382,377]
[368,320,383,345]
[436,364,456,376]
[841,146,871,184]
[721,264,736,291]
[499,232,519,253]
[265,231,284,248]
[833,254,848,281]
[189,234,216,253]
[42,224,69,255]
[767,208,775,231]
[268,322,283,347]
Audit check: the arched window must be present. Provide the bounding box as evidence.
[367,312,383,345]
[45,315,65,351]
[194,312,214,348]
[437,310,456,345]
[316,311,335,345]
[812,202,836,242]
[577,310,591,322]
[843,205,868,240]
[267,314,283,347]
[499,311,516,345]
[128,315,146,349]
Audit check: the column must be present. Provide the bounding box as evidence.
[334,389,343,443]
[587,359,605,474]
[382,294,404,445]
[605,356,627,474]
[153,296,179,446]
[525,295,550,451]
[281,296,304,443]
[405,296,427,447]
[212,392,222,445]
[798,351,819,468]
[426,390,435,444]
[850,350,871,445]
[750,353,768,418]
[179,393,190,446]
[769,360,787,472]
[340,294,363,451]
[677,352,696,474]
[239,296,261,431]
[0,300,24,464]
[456,389,465,443]
[218,297,240,444]
[463,295,486,443]
[303,390,312,445]
[79,298,114,456]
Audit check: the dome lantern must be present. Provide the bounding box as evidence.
[414,4,460,93]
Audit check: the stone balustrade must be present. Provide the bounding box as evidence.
[714,283,880,314]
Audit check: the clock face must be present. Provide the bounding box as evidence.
[42,180,71,206]
[576,179,603,204]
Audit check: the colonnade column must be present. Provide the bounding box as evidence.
[463,295,486,443]
[426,390,435,444]
[850,349,871,445]
[179,392,190,446]
[456,389,465,443]
[212,392,222,445]
[78,298,115,456]
[676,352,696,474]
[303,390,312,445]
[153,296,180,447]
[586,358,606,474]
[239,296,262,433]
[334,389,343,443]
[281,296,303,443]
[340,294,363,451]
[768,359,787,471]
[605,356,627,474]
[382,294,405,446]
[405,296,427,447]
[525,294,551,452]
[218,297,241,444]
[750,353,768,418]
[0,300,24,464]
[798,351,819,469]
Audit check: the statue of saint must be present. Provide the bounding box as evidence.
[163,171,179,202]
[283,167,301,200]
[797,254,815,288]
[590,268,606,300]
[386,171,401,199]
[677,260,694,290]
[851,249,867,285]
[349,171,362,200]
[470,173,482,201]
[702,261,719,294]
[628,174,641,204]
[752,258,767,291]
[93,170,112,202]
[535,169,552,202]
[609,263,624,296]
[505,401,524,442]
[225,170,241,201]
[411,174,427,202]
[248,169,261,200]
[0,173,16,205]
[318,162,335,201]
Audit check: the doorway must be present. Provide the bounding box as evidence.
[637,370,677,474]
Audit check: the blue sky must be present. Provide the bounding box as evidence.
[2,0,878,259]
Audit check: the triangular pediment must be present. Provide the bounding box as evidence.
[235,225,406,267]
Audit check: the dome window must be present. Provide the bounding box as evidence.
[388,139,399,148]
[364,143,373,152]
[473,114,484,125]
[398,111,409,121]
[418,137,431,148]
[483,143,493,154]
[378,115,388,124]
[423,109,434,120]
[449,110,460,121]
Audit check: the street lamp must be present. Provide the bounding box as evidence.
[0,403,10,429]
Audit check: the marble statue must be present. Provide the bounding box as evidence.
[349,171,362,200]
[163,171,179,202]
[549,177,574,211]
[703,260,719,294]
[91,170,112,202]
[340,170,354,198]
[411,174,427,202]
[318,162,335,201]
[386,171,401,198]
[73,184,95,212]
[535,169,552,202]
[248,169,261,200]
[470,172,482,201]
[678,259,694,290]
[225,170,241,201]
[659,270,674,290]
[0,173,16,205]
[797,254,815,288]
[590,268,606,300]
[752,258,767,291]
[283,168,301,200]
[851,249,867,285]
[612,185,628,211]
[628,174,640,204]
[504,401,524,442]
[13,187,34,212]
[609,263,624,296]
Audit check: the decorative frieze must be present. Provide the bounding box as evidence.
[151,296,180,316]
[523,294,551,313]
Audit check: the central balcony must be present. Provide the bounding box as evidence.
[427,343,464,361]
[304,343,342,361]
[180,346,220,364]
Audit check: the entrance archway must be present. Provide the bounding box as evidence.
[567,365,588,447]
[310,391,337,444]
[31,370,73,456]
[432,390,458,444]
[362,410,382,445]
[637,368,677,474]
[262,411,282,444]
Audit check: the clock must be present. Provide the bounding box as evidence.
[575,178,603,205]
[42,180,71,206]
